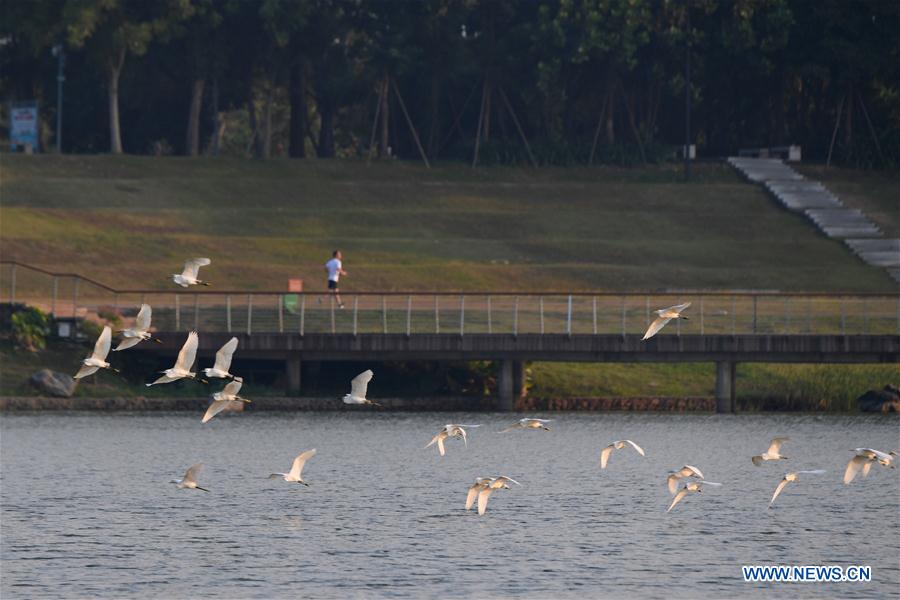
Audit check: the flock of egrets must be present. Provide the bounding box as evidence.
[67,258,896,515]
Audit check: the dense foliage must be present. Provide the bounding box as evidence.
[2,0,898,167]
[10,306,50,352]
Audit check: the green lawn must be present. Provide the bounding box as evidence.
[529,362,898,410]
[1,155,895,293]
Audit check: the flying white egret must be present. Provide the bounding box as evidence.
[172,258,211,287]
[465,477,493,510]
[172,463,208,491]
[425,424,481,456]
[146,331,202,386]
[499,418,552,433]
[600,440,646,469]
[202,378,250,423]
[666,481,722,512]
[769,470,826,507]
[113,304,160,351]
[666,465,705,494]
[342,369,380,406]
[203,337,238,379]
[642,302,691,340]
[269,449,317,485]
[74,326,117,378]
[476,476,520,515]
[752,437,790,466]
[844,448,897,484]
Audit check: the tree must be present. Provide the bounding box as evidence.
[64,0,189,153]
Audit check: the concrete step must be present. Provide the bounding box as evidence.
[766,181,827,192]
[855,251,900,268]
[844,239,900,254]
[818,225,883,238]
[774,191,842,211]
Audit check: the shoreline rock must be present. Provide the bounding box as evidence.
[28,370,77,398]
[857,385,900,413]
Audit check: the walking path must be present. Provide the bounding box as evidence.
[728,157,900,284]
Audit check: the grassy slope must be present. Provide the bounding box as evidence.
[1,155,895,292]
[1,156,896,405]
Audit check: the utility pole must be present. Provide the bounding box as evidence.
[684,5,691,182]
[52,44,65,153]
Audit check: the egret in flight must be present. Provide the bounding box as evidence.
[642,302,691,340]
[769,470,826,507]
[465,478,493,510]
[203,337,238,380]
[499,418,552,433]
[114,304,159,351]
[172,258,211,287]
[269,450,317,485]
[667,481,722,512]
[74,326,117,379]
[202,378,250,423]
[172,463,209,492]
[343,370,380,406]
[844,448,897,484]
[666,465,704,494]
[425,424,481,456]
[147,331,202,386]
[474,476,520,515]
[752,437,790,466]
[600,440,646,469]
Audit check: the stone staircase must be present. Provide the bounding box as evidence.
[727,157,900,284]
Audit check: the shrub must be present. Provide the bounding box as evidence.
[97,308,122,329]
[78,318,103,340]
[11,306,50,352]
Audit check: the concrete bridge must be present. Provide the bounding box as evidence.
[3,261,898,412]
[143,330,900,413]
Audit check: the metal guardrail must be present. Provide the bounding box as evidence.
[2,260,899,336]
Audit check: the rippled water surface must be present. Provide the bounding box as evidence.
[2,412,898,598]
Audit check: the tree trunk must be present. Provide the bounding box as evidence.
[482,77,492,142]
[426,72,440,157]
[289,60,307,158]
[844,84,853,146]
[247,97,260,157]
[604,87,615,144]
[208,78,221,156]
[186,78,205,156]
[107,48,126,154]
[262,82,274,159]
[379,76,390,157]
[318,100,335,158]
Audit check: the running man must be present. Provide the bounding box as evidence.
[324,250,347,308]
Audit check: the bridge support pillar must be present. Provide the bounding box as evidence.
[286,353,301,395]
[512,361,525,401]
[715,361,736,413]
[498,360,515,411]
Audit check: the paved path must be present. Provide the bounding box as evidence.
[728,157,900,284]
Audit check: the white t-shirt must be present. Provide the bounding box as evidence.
[325,258,342,282]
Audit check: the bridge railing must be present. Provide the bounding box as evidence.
[2,261,898,336]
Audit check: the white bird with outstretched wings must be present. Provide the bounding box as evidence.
[642,302,691,340]
[147,331,200,386]
[202,378,250,423]
[204,337,238,379]
[172,258,211,287]
[343,369,380,406]
[75,326,117,379]
[114,304,158,351]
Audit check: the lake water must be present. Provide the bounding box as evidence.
[1,412,898,599]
